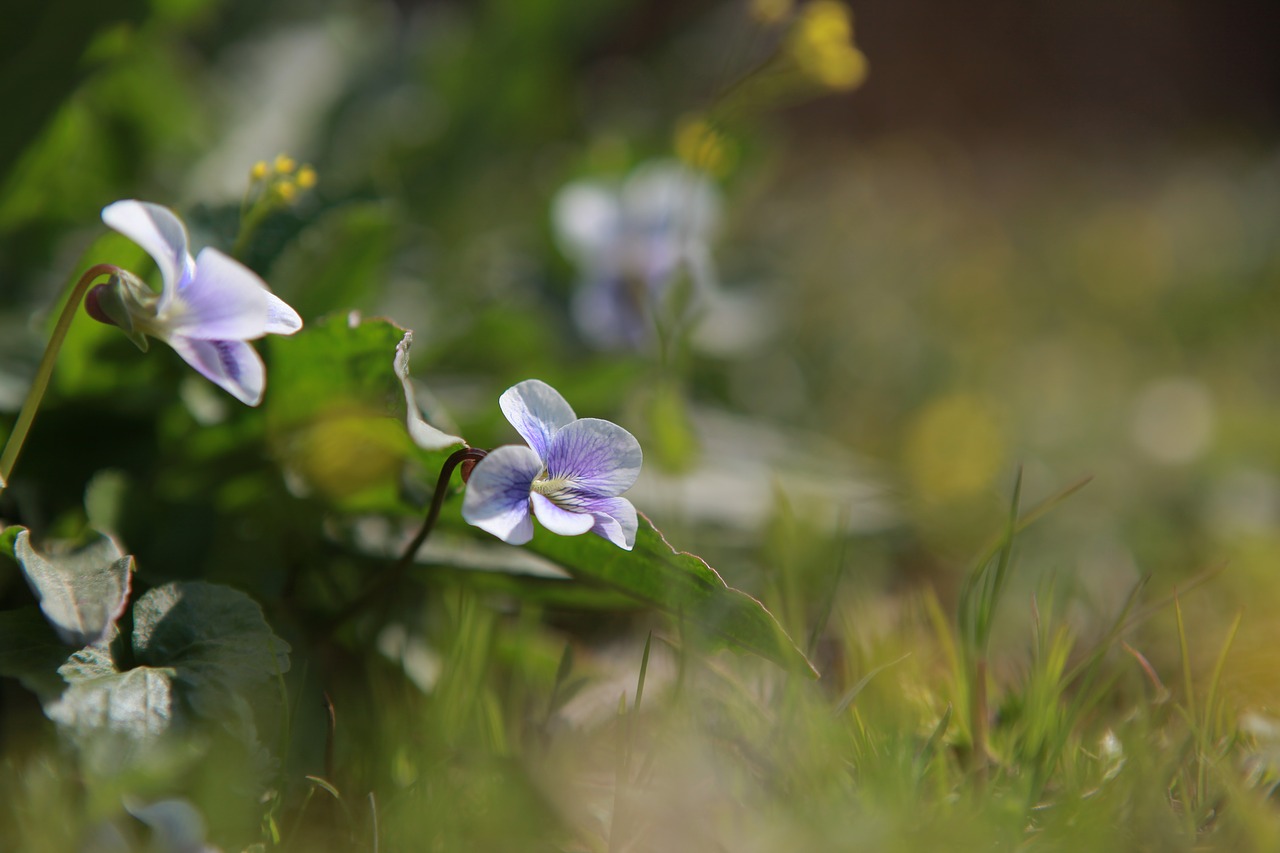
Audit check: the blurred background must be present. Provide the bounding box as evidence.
[3,0,1280,837]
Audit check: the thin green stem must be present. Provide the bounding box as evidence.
[0,263,120,492]
[324,446,488,631]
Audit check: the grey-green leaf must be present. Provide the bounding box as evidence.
[14,528,133,647]
[47,650,175,744]
[521,513,817,676]
[0,606,75,697]
[132,581,290,712]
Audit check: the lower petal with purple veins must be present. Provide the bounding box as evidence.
[530,492,595,537]
[583,495,639,550]
[166,337,266,406]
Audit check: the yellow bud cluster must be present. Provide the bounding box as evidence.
[247,154,318,208]
[787,0,868,91]
[674,116,737,177]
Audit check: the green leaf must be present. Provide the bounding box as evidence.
[266,314,463,510]
[521,514,816,676]
[0,606,75,697]
[131,581,290,719]
[13,528,133,647]
[35,582,289,758]
[46,647,175,743]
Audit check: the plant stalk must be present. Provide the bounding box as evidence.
[0,263,120,492]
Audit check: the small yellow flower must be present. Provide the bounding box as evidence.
[273,153,297,175]
[295,165,317,189]
[787,0,868,91]
[749,0,793,25]
[275,181,298,203]
[250,160,269,181]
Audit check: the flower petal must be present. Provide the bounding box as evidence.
[544,417,642,497]
[166,337,266,406]
[102,200,193,312]
[584,495,638,550]
[264,291,304,335]
[530,492,596,537]
[167,248,277,340]
[461,445,542,545]
[499,379,577,460]
[551,181,621,265]
[394,332,464,450]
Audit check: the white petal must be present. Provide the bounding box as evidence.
[394,333,464,450]
[585,496,638,550]
[264,291,303,335]
[461,445,542,545]
[102,200,193,312]
[551,182,621,264]
[622,161,720,243]
[165,248,277,340]
[544,417,642,497]
[166,337,266,406]
[499,379,576,461]
[530,492,595,537]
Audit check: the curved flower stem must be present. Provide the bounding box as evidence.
[325,446,488,632]
[0,263,121,493]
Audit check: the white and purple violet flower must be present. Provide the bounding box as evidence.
[553,161,720,350]
[462,380,642,550]
[86,200,302,406]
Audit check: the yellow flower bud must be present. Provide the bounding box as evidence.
[250,161,269,181]
[296,165,317,189]
[276,181,298,203]
[274,154,297,174]
[788,0,868,91]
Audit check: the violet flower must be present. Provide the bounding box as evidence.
[552,161,720,350]
[87,200,302,406]
[462,380,642,550]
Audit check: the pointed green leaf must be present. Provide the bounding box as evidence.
[521,514,817,676]
[13,528,133,647]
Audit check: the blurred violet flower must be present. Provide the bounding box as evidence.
[86,200,302,406]
[462,379,642,550]
[553,160,720,350]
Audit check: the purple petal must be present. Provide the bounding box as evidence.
[544,417,642,497]
[571,274,654,350]
[102,200,194,312]
[166,337,266,406]
[461,445,542,545]
[530,492,595,537]
[499,380,576,460]
[583,495,638,550]
[168,248,273,340]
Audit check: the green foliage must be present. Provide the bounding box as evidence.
[1,0,1279,850]
[13,527,133,647]
[523,513,815,674]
